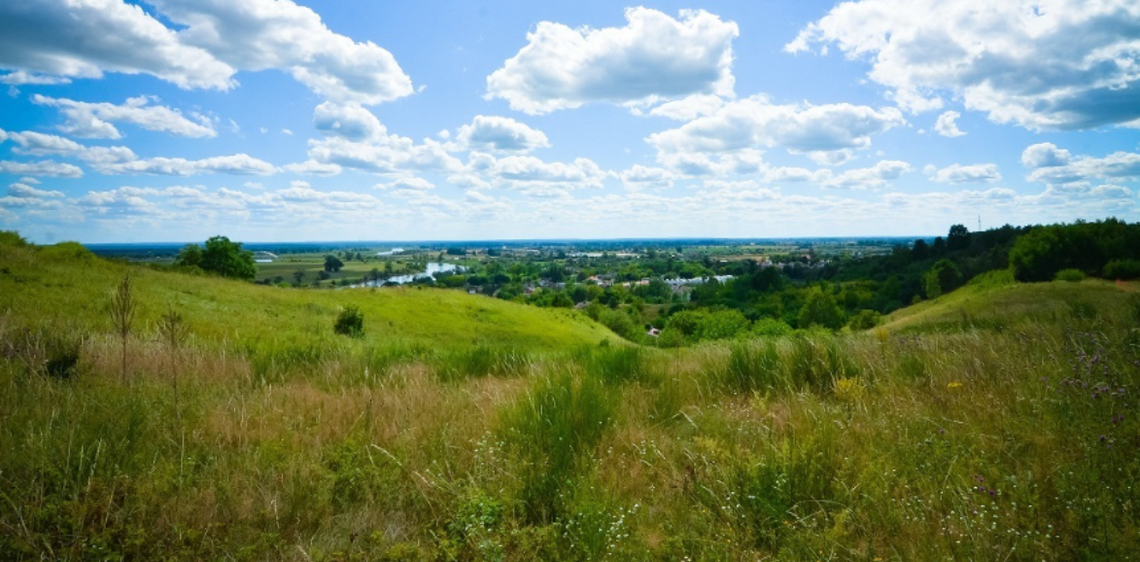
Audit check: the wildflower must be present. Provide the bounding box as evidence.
[947,381,963,389]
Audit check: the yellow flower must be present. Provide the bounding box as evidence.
[947,381,963,389]
[834,376,865,403]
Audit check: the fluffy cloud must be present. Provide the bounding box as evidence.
[2,129,82,156]
[934,111,966,137]
[0,160,83,178]
[375,177,436,191]
[0,180,66,210]
[274,182,381,209]
[490,155,605,189]
[0,71,72,86]
[1021,142,1072,168]
[647,96,905,157]
[0,0,412,104]
[304,135,463,175]
[456,153,607,194]
[32,95,216,139]
[1024,146,1140,184]
[456,116,550,153]
[0,0,233,89]
[646,94,727,121]
[0,128,136,163]
[312,102,386,142]
[822,160,911,190]
[6,181,64,199]
[150,0,413,104]
[487,7,738,114]
[95,154,277,176]
[930,163,1002,184]
[615,165,677,190]
[285,159,343,176]
[787,0,1140,130]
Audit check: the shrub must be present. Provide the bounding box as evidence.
[334,305,365,337]
[1055,268,1086,282]
[846,309,883,331]
[1103,259,1140,280]
[750,317,793,338]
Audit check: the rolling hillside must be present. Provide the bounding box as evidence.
[879,271,1140,334]
[0,238,618,355]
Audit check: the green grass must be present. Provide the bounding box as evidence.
[878,274,1140,334]
[0,242,615,356]
[4,240,1140,560]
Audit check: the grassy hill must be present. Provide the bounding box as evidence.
[880,270,1140,334]
[3,239,1140,561]
[0,239,617,354]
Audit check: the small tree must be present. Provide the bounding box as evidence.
[293,269,306,284]
[324,255,345,273]
[924,259,962,299]
[334,306,364,338]
[109,275,137,383]
[174,243,202,268]
[156,305,188,423]
[798,287,844,330]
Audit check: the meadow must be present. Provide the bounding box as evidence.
[2,236,1139,561]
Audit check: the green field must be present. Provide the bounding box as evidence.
[251,250,474,288]
[3,238,1140,560]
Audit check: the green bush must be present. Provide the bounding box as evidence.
[1103,259,1140,280]
[750,317,793,338]
[1054,268,1086,282]
[846,309,883,331]
[333,305,365,338]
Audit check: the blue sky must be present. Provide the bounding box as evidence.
[1,0,1138,243]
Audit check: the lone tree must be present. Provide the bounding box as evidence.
[324,255,345,272]
[176,236,256,280]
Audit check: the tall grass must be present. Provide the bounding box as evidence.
[4,239,1140,560]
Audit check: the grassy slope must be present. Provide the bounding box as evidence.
[0,241,616,352]
[880,276,1140,333]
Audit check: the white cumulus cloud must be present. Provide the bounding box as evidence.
[930,163,1002,184]
[487,7,738,114]
[615,165,677,190]
[1021,142,1072,168]
[0,0,413,105]
[32,95,216,139]
[1024,147,1140,184]
[647,96,905,157]
[934,111,966,137]
[0,160,83,178]
[822,160,911,190]
[151,0,413,104]
[95,154,277,176]
[787,0,1140,130]
[313,102,386,142]
[456,115,550,153]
